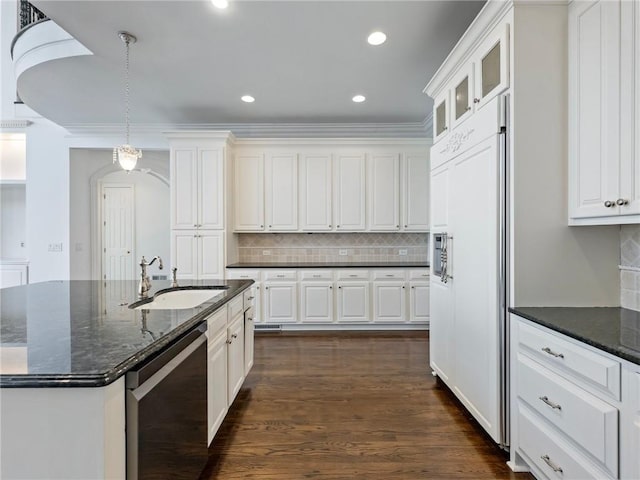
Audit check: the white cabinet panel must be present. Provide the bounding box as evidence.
[207,329,228,445]
[265,153,298,231]
[227,316,245,405]
[368,154,400,231]
[569,0,621,219]
[336,282,369,323]
[264,282,297,323]
[235,154,264,231]
[171,231,198,279]
[409,282,430,322]
[403,153,430,231]
[171,148,198,229]
[198,148,224,230]
[334,154,366,231]
[172,231,223,280]
[0,264,28,288]
[429,279,453,382]
[473,23,509,110]
[299,154,332,231]
[430,163,450,231]
[171,147,223,230]
[244,307,255,373]
[372,282,405,322]
[300,282,334,323]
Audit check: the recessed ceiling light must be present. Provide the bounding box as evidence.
[352,95,366,103]
[367,31,387,46]
[211,0,229,9]
[241,95,255,103]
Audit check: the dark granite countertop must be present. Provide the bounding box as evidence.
[227,262,430,269]
[510,307,640,366]
[0,279,252,388]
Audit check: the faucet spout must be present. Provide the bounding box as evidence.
[148,256,163,269]
[138,255,164,298]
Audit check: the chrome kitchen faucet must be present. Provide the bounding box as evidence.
[138,256,163,298]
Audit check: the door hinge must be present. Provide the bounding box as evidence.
[103,194,106,199]
[104,274,106,280]
[103,221,106,226]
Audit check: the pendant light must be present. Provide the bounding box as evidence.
[113,31,142,172]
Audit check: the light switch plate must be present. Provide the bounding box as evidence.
[339,250,348,256]
[262,250,271,256]
[399,249,408,256]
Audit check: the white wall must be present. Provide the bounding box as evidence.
[1,185,26,259]
[69,149,169,280]
[0,134,26,180]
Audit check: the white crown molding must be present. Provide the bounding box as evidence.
[424,0,513,98]
[422,112,433,137]
[62,121,430,139]
[234,137,432,147]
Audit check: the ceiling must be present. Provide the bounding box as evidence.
[20,0,485,129]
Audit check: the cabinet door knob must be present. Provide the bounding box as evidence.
[193,224,197,227]
[337,225,340,228]
[338,286,342,289]
[232,333,238,339]
[616,198,629,206]
[473,98,480,104]
[604,200,615,208]
[328,225,331,228]
[260,225,264,228]
[465,106,471,112]
[269,225,272,228]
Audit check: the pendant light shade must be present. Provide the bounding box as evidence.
[114,31,141,172]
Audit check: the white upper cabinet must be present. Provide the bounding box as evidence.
[569,0,640,224]
[473,24,509,110]
[451,66,474,128]
[433,92,450,142]
[234,153,265,231]
[299,153,332,231]
[402,153,430,230]
[171,147,224,230]
[368,153,400,231]
[171,231,224,280]
[334,153,366,231]
[265,153,298,231]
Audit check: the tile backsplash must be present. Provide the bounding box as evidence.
[621,225,640,311]
[237,233,428,263]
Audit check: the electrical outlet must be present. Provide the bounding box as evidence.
[399,249,408,256]
[48,243,63,252]
[339,249,348,256]
[262,250,271,256]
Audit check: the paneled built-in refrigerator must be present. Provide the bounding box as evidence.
[429,95,509,447]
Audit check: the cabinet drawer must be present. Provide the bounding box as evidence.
[517,354,618,476]
[300,270,333,281]
[372,270,406,280]
[518,320,620,400]
[336,270,369,280]
[207,307,227,339]
[517,404,613,480]
[226,269,261,281]
[408,269,430,280]
[228,296,244,321]
[263,270,297,281]
[243,288,256,311]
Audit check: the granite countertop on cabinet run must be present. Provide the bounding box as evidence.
[510,306,640,366]
[0,279,253,388]
[226,262,430,269]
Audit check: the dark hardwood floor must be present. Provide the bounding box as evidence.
[200,332,532,480]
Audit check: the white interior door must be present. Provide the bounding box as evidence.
[102,184,135,301]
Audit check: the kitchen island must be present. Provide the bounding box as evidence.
[0,279,253,479]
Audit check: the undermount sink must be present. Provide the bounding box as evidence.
[131,288,226,310]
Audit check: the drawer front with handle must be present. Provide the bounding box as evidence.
[300,270,333,281]
[243,288,256,311]
[228,296,244,321]
[371,270,406,280]
[517,354,618,476]
[336,270,369,280]
[206,306,227,339]
[225,269,261,281]
[518,320,620,400]
[263,270,297,281]
[408,269,430,280]
[517,404,612,480]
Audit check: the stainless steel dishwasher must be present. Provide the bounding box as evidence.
[126,323,208,480]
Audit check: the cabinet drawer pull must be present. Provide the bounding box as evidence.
[541,347,564,359]
[313,274,321,278]
[247,317,253,322]
[349,274,358,277]
[277,274,285,278]
[540,455,563,473]
[539,396,562,410]
[247,296,255,300]
[385,274,395,277]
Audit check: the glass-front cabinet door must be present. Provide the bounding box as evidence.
[474,24,509,109]
[434,93,449,141]
[452,67,473,127]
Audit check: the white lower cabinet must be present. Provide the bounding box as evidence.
[409,282,430,322]
[336,282,369,323]
[300,282,334,323]
[227,315,245,405]
[372,282,406,322]
[206,292,254,446]
[511,316,626,480]
[207,328,228,445]
[264,282,297,323]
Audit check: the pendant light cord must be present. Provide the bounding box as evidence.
[124,35,130,145]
